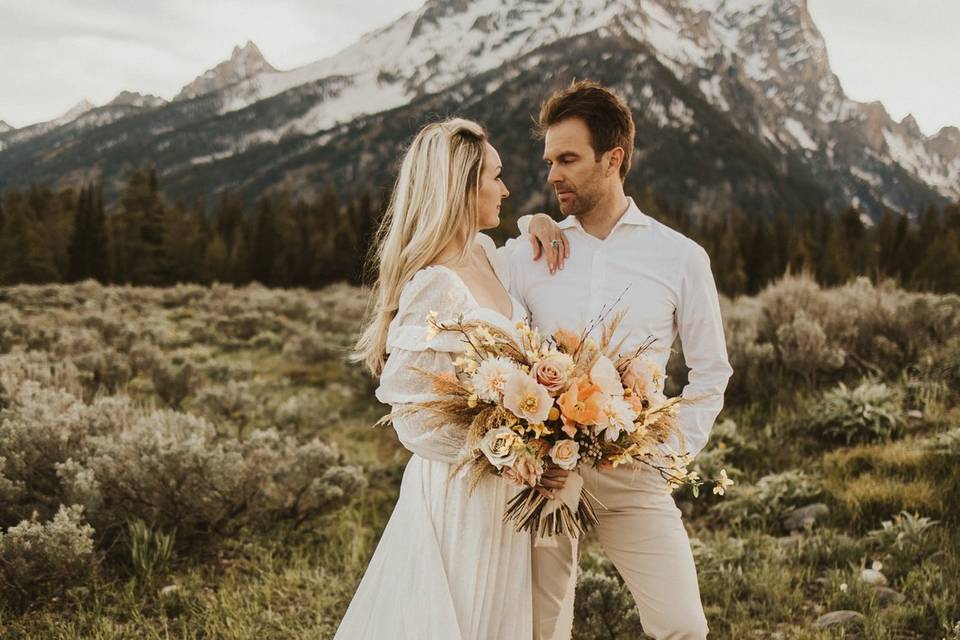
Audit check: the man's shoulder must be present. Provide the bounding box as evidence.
[505,233,536,266]
[645,216,707,261]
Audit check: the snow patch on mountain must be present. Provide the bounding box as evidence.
[884,128,960,200]
[784,117,818,151]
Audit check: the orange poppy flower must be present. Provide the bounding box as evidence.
[558,378,605,436]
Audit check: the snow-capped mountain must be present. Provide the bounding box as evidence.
[0,0,956,216]
[0,120,14,134]
[174,40,276,102]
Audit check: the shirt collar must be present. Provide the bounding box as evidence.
[557,197,652,231]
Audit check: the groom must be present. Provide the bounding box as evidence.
[508,81,733,639]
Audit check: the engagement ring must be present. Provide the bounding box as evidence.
[551,239,561,249]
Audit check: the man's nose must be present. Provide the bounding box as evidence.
[547,165,562,184]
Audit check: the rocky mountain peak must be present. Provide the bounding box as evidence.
[60,99,96,121]
[107,91,168,109]
[899,114,922,137]
[929,125,960,158]
[0,120,14,133]
[174,40,276,102]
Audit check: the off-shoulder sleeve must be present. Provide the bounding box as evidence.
[375,268,472,463]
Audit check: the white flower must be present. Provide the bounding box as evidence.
[502,372,553,424]
[589,356,623,397]
[597,395,638,441]
[713,469,734,496]
[471,357,520,402]
[478,427,519,469]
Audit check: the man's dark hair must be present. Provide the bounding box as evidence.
[536,80,635,181]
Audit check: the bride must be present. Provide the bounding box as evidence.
[338,118,569,639]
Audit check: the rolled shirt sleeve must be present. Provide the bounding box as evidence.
[674,243,734,459]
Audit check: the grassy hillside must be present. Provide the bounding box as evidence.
[1,275,957,639]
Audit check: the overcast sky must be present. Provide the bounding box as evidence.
[1,0,957,135]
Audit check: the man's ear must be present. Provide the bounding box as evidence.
[606,147,624,177]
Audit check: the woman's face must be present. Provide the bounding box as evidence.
[476,141,510,230]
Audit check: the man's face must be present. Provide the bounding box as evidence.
[542,117,606,217]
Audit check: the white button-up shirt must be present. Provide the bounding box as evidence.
[505,197,733,458]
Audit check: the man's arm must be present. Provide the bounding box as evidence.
[674,243,733,459]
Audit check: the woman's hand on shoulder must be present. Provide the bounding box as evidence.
[527,213,569,275]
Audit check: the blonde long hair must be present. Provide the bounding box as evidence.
[354,118,488,375]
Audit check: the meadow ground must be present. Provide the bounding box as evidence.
[1,275,958,639]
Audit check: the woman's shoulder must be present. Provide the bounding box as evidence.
[397,265,469,318]
[387,266,470,354]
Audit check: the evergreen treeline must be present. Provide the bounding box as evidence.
[1,167,958,295]
[0,167,380,290]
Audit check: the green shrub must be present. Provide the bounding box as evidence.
[711,470,822,529]
[0,505,95,608]
[866,511,939,565]
[809,380,905,445]
[573,551,644,639]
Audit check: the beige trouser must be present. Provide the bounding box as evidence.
[532,463,709,640]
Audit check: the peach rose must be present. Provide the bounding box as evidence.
[504,454,544,487]
[532,353,573,394]
[548,439,581,470]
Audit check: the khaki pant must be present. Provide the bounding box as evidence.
[532,463,709,639]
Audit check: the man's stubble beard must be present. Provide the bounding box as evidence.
[560,187,600,218]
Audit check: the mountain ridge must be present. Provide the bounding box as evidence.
[0,0,955,216]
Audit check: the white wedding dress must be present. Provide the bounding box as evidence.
[333,234,534,640]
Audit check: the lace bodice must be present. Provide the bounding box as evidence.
[375,233,525,463]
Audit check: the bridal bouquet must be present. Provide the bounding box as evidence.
[389,308,731,541]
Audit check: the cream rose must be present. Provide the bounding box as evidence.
[548,439,581,470]
[532,353,573,394]
[478,426,519,469]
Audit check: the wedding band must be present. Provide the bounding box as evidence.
[550,239,561,249]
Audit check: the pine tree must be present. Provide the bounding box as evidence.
[912,228,960,293]
[251,195,280,285]
[67,186,90,281]
[0,193,58,284]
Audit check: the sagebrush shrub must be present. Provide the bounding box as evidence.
[809,380,905,445]
[573,552,644,639]
[711,470,822,529]
[0,504,96,607]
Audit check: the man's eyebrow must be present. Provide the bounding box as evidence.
[543,150,580,161]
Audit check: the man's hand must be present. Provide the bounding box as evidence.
[535,462,570,500]
[528,213,569,275]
